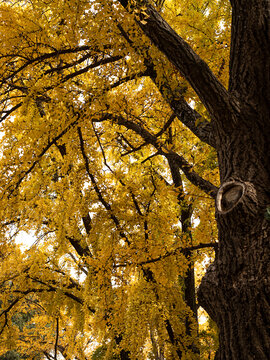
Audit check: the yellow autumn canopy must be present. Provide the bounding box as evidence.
[0,0,230,358]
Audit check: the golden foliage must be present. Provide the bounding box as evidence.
[0,0,231,358]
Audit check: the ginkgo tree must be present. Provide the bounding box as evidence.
[0,0,269,359]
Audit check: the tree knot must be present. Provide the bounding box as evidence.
[216,180,258,216]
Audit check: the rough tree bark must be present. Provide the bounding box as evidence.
[118,0,270,358]
[198,1,270,358]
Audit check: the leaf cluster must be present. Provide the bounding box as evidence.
[0,0,230,358]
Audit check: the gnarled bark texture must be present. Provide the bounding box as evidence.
[198,1,270,358]
[119,0,270,358]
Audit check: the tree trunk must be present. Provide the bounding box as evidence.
[198,114,270,359]
[198,194,270,358]
[198,0,270,357]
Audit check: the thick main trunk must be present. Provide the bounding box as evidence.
[199,218,270,359]
[198,0,270,355]
[198,118,270,359]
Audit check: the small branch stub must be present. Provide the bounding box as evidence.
[216,181,245,214]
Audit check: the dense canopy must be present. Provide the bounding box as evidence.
[1,0,269,359]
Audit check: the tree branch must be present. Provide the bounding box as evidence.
[7,113,81,196]
[93,113,218,198]
[54,318,59,360]
[117,22,215,147]
[1,45,97,83]
[62,55,123,82]
[118,1,232,123]
[77,127,131,245]
[145,62,216,147]
[115,242,217,267]
[66,235,92,258]
[0,102,23,122]
[26,276,95,313]
[154,112,176,138]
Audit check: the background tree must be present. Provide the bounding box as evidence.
[0,0,268,359]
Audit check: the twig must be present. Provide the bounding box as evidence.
[114,242,217,267]
[77,127,131,245]
[54,317,59,360]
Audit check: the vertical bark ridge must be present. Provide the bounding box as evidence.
[229,0,270,117]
